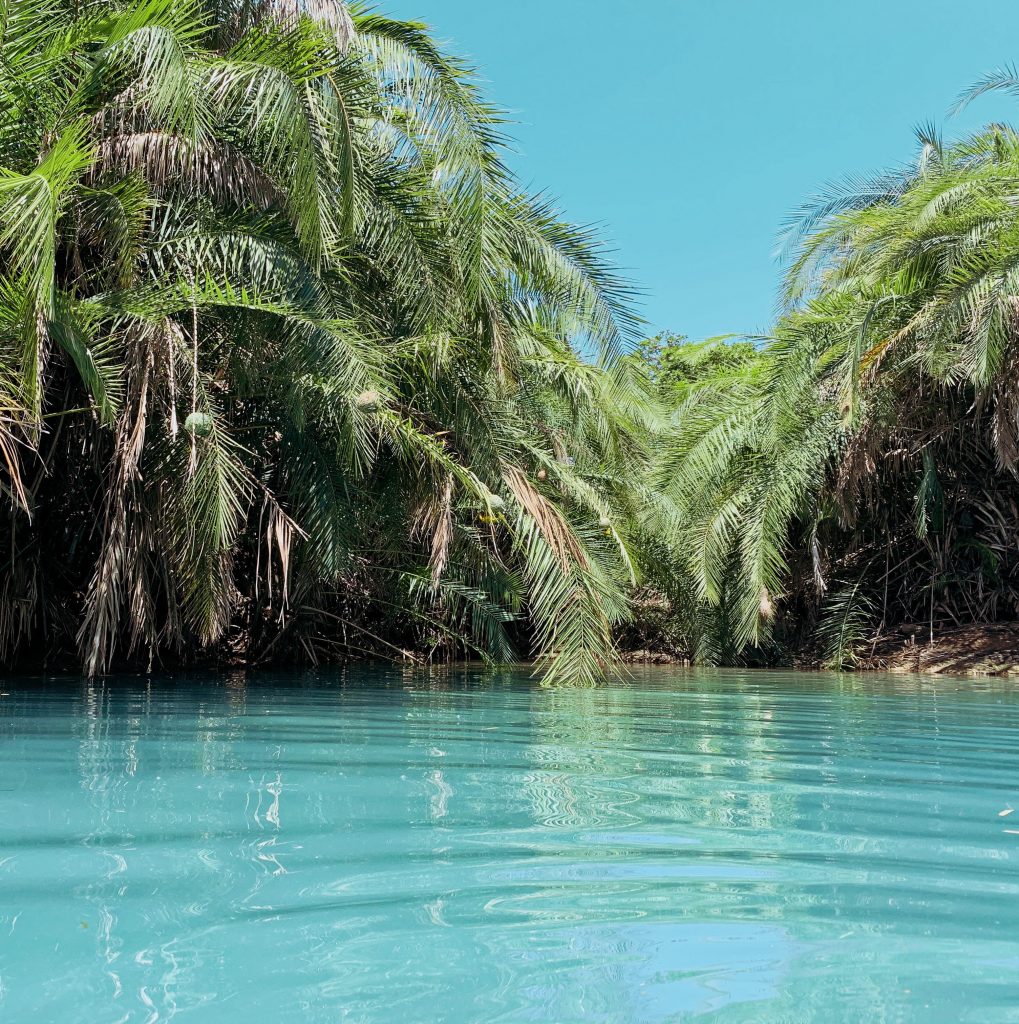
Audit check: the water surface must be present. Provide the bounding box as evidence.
[1,668,1018,1022]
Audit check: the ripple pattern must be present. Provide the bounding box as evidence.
[0,668,1018,1022]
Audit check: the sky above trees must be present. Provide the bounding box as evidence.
[388,0,1019,342]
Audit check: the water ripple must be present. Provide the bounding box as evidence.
[0,668,1018,1022]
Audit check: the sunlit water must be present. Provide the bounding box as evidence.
[1,668,1018,1022]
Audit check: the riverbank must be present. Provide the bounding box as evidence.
[620,621,1019,677]
[860,623,1019,676]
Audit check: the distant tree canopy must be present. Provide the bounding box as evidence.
[635,333,760,388]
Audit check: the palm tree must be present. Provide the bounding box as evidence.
[0,0,650,683]
[656,103,1019,665]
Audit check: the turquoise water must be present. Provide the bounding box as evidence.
[1,669,1018,1023]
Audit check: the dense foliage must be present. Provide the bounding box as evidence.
[0,0,660,683]
[6,0,1019,681]
[656,101,1019,667]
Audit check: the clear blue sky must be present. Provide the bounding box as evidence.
[386,0,1019,342]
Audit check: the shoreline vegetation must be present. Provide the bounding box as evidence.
[2,0,1018,683]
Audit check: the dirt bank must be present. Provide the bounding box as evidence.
[863,623,1019,676]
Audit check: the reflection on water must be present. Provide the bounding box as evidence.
[1,667,1018,1022]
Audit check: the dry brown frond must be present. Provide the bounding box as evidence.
[427,474,454,588]
[94,133,280,209]
[263,0,354,48]
[79,326,156,674]
[258,490,308,616]
[502,463,587,573]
